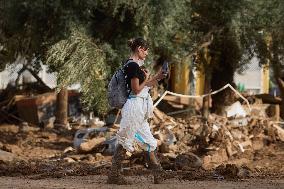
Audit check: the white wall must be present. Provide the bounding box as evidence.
[234,57,262,94]
[0,59,57,89]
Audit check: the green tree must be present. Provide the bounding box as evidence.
[188,0,250,116]
[247,0,284,117]
[46,28,111,114]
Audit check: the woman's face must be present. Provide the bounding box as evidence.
[137,46,149,60]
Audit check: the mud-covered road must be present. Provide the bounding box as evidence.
[1,176,284,189]
[1,122,284,189]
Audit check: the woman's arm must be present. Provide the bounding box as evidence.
[130,69,150,95]
[130,69,166,95]
[130,77,148,95]
[145,77,159,87]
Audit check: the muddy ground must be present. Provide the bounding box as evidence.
[1,176,284,189]
[0,123,283,188]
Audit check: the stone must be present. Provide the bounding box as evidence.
[63,157,76,163]
[252,138,265,151]
[203,149,229,169]
[214,164,239,179]
[174,153,202,170]
[0,149,19,162]
[63,146,75,154]
[159,143,170,153]
[79,137,106,153]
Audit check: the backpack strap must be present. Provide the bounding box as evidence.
[122,59,137,97]
[122,58,134,68]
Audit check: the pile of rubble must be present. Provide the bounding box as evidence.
[69,101,284,171]
[151,107,284,169]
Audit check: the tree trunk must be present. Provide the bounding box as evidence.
[54,88,68,128]
[276,78,284,119]
[269,34,284,119]
[201,47,211,119]
[202,75,210,119]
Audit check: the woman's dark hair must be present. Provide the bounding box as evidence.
[127,37,149,52]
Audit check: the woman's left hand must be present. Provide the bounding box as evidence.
[142,69,150,81]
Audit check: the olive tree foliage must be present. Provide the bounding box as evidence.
[242,0,284,117]
[190,0,253,74]
[1,0,194,114]
[46,28,111,114]
[248,0,284,77]
[186,0,254,114]
[89,0,194,67]
[0,0,72,71]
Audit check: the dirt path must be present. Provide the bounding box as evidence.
[0,176,283,189]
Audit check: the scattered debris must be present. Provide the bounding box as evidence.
[226,101,247,118]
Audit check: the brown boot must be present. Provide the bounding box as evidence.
[107,144,130,185]
[148,151,164,184]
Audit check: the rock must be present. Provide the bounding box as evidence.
[153,108,165,120]
[86,154,96,162]
[213,149,229,162]
[214,164,239,179]
[189,124,201,131]
[252,138,265,151]
[21,122,29,127]
[94,153,104,161]
[225,141,237,157]
[214,164,251,179]
[174,153,202,170]
[79,137,106,153]
[265,104,280,121]
[203,149,228,169]
[68,154,88,161]
[63,157,76,163]
[175,129,185,140]
[230,129,244,140]
[0,125,19,134]
[159,143,170,153]
[273,124,284,141]
[21,125,40,133]
[237,165,252,178]
[2,144,22,154]
[238,140,252,152]
[0,149,19,162]
[158,153,174,170]
[63,146,75,154]
[43,117,55,129]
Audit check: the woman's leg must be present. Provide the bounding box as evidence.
[108,100,143,184]
[136,122,164,184]
[107,144,130,184]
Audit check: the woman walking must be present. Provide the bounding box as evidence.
[107,37,166,185]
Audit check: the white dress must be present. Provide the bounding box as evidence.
[116,86,157,152]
